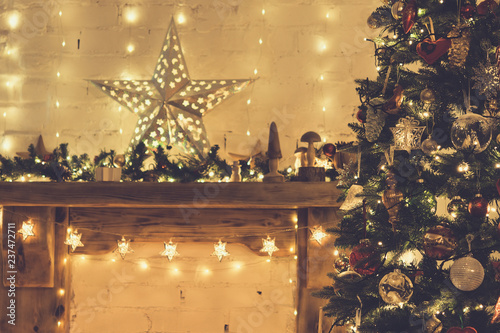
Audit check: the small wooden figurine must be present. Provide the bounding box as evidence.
[297,131,325,182]
[263,122,284,182]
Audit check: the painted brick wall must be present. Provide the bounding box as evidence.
[0,0,379,166]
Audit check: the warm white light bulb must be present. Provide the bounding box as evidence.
[177,14,186,24]
[62,41,66,47]
[127,44,135,53]
[59,11,62,17]
[259,38,263,45]
[125,8,137,23]
[254,68,258,75]
[247,99,251,105]
[56,100,60,108]
[56,132,60,138]
[57,72,60,78]
[8,11,20,29]
[246,130,250,136]
[320,74,324,80]
[322,106,326,112]
[262,9,265,15]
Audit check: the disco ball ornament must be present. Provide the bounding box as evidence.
[379,269,413,304]
[449,255,484,291]
[450,113,492,154]
[333,255,349,273]
[423,225,457,260]
[447,196,467,218]
[391,1,405,19]
[349,239,382,275]
[468,193,490,218]
[420,88,436,104]
[421,137,439,155]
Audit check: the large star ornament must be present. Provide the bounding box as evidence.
[91,19,253,158]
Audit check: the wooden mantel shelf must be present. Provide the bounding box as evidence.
[0,181,342,208]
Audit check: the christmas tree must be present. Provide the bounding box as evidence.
[314,0,500,332]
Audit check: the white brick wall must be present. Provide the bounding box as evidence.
[0,0,379,166]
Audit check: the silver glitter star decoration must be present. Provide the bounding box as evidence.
[160,240,179,262]
[472,62,500,99]
[212,239,230,262]
[91,18,253,158]
[64,229,84,252]
[390,117,425,153]
[260,236,279,257]
[114,236,134,260]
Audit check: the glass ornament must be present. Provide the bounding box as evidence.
[421,137,439,155]
[420,88,436,104]
[349,239,381,275]
[379,269,413,304]
[391,1,405,19]
[450,113,492,154]
[450,256,484,291]
[447,196,467,218]
[468,193,490,217]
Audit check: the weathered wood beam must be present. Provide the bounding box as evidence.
[0,182,342,208]
[69,208,297,256]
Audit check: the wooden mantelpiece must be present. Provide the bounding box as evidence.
[0,182,343,333]
[0,182,342,208]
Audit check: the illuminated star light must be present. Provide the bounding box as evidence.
[91,19,253,158]
[212,239,230,262]
[260,236,279,257]
[310,226,328,245]
[114,237,134,260]
[64,229,84,252]
[160,240,179,262]
[18,219,35,240]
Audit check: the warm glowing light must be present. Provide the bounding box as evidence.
[5,81,10,87]
[59,10,62,17]
[160,240,179,261]
[457,162,469,173]
[114,236,134,259]
[326,12,330,18]
[177,14,186,24]
[310,226,328,245]
[63,258,67,264]
[81,256,85,260]
[205,268,210,273]
[320,74,324,80]
[259,38,263,45]
[56,100,60,108]
[235,264,241,269]
[323,106,326,112]
[247,99,251,105]
[127,44,135,53]
[260,236,279,257]
[212,239,230,262]
[57,321,62,327]
[18,220,35,240]
[378,241,383,246]
[262,8,266,15]
[124,7,137,23]
[119,128,123,134]
[140,261,149,269]
[7,11,20,29]
[422,112,429,118]
[294,255,298,260]
[289,247,294,252]
[376,66,381,71]
[333,250,339,256]
[62,41,66,47]
[289,278,293,283]
[64,229,84,252]
[111,258,116,262]
[56,132,60,138]
[294,224,298,229]
[496,163,500,168]
[246,130,250,136]
[59,289,65,296]
[174,268,179,272]
[57,72,60,78]
[294,310,297,316]
[254,68,258,75]
[266,258,271,262]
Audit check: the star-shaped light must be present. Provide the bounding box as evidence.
[64,229,84,252]
[310,226,328,245]
[160,240,179,262]
[212,239,230,262]
[260,236,279,257]
[91,19,253,158]
[18,219,35,240]
[114,236,134,260]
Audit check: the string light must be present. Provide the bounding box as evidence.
[177,13,186,24]
[64,228,84,252]
[114,236,134,259]
[160,240,179,262]
[127,44,135,53]
[310,226,328,245]
[260,236,279,257]
[259,38,263,45]
[7,11,20,29]
[18,220,35,240]
[212,239,230,262]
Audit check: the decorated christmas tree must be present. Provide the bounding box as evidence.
[314,0,500,332]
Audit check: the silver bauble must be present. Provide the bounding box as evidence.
[391,1,405,19]
[450,256,484,291]
[421,137,439,155]
[420,88,436,104]
[379,269,413,304]
[450,113,492,154]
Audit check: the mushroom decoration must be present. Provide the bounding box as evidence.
[294,147,308,170]
[301,131,321,167]
[263,122,284,182]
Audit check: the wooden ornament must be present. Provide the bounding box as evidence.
[383,84,404,114]
[263,122,284,183]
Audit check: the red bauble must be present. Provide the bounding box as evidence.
[446,328,477,333]
[468,194,490,217]
[477,0,498,15]
[356,108,367,123]
[322,143,336,158]
[423,225,457,260]
[402,0,417,34]
[460,3,476,19]
[349,240,381,275]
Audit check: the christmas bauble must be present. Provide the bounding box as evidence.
[113,154,126,167]
[333,255,349,273]
[450,256,484,291]
[421,137,439,155]
[367,13,382,29]
[450,113,492,154]
[356,107,367,123]
[477,0,498,15]
[460,3,476,19]
[349,240,381,275]
[445,327,477,333]
[402,0,417,34]
[423,225,457,260]
[447,196,467,218]
[468,194,490,217]
[322,143,336,158]
[391,1,405,19]
[337,270,363,283]
[379,270,413,304]
[420,88,436,104]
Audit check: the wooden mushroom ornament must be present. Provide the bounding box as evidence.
[263,122,284,182]
[294,147,308,170]
[298,131,325,182]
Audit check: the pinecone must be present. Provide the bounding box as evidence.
[448,24,471,68]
